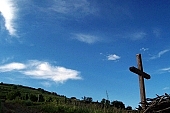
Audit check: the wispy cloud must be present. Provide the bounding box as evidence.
[150,49,170,59]
[140,47,149,52]
[107,54,120,61]
[121,31,147,41]
[0,0,18,36]
[153,28,161,38]
[50,0,97,16]
[130,32,146,40]
[74,33,100,44]
[0,60,82,83]
[161,67,170,71]
[163,87,169,90]
[1,56,14,64]
[40,81,52,87]
[157,67,170,75]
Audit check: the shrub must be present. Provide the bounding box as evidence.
[38,94,45,102]
[7,90,21,100]
[24,100,33,106]
[30,94,37,102]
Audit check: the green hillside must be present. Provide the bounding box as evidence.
[0,82,141,113]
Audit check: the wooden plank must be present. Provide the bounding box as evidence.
[136,54,147,110]
[129,66,151,79]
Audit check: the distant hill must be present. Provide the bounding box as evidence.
[0,82,136,113]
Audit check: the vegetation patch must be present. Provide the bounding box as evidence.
[0,82,140,113]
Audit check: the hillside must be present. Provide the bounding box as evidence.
[0,82,139,113]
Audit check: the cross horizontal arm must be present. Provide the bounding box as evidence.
[129,66,151,79]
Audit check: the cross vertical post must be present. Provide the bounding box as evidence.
[136,54,146,109]
[129,54,150,110]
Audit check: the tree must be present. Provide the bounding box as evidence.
[37,88,45,93]
[7,90,21,100]
[101,98,110,108]
[38,94,45,102]
[71,97,76,100]
[82,96,93,103]
[106,99,110,107]
[111,100,125,109]
[126,106,132,110]
[51,92,58,96]
[30,94,38,102]
[12,85,17,89]
[101,98,106,104]
[86,97,93,103]
[101,98,106,109]
[25,93,29,100]
[46,96,53,102]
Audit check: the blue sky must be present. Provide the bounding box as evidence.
[0,0,170,108]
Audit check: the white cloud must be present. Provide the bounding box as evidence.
[140,48,149,51]
[0,60,82,83]
[0,62,26,72]
[0,0,18,36]
[158,49,169,57]
[161,67,170,71]
[50,0,97,16]
[158,67,170,74]
[74,34,100,44]
[150,49,170,59]
[107,54,120,61]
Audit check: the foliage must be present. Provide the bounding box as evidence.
[24,100,33,106]
[30,94,38,102]
[38,94,45,102]
[126,106,132,110]
[0,82,139,113]
[7,90,21,100]
[82,96,93,103]
[111,100,125,109]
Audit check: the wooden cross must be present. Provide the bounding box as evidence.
[129,54,151,110]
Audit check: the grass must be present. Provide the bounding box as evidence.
[0,82,142,113]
